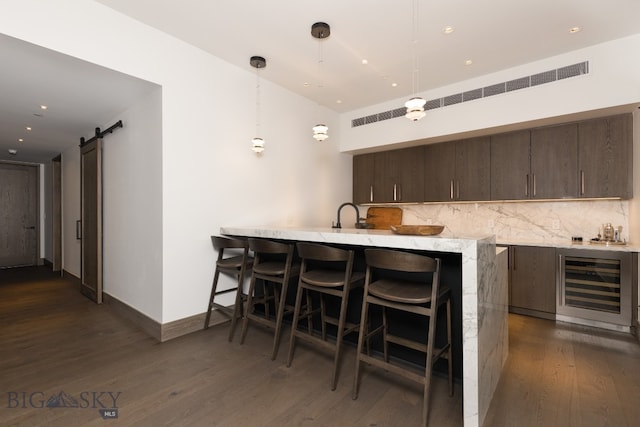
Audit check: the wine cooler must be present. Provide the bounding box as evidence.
[557,248,633,332]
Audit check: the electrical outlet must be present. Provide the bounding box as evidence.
[552,220,560,230]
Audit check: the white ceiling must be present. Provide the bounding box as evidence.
[2,0,640,163]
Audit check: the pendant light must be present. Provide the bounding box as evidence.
[311,22,330,141]
[250,55,266,153]
[405,0,426,121]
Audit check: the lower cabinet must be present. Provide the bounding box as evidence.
[509,245,556,318]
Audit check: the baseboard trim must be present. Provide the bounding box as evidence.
[103,292,162,341]
[103,292,232,342]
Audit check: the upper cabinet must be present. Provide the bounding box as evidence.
[353,146,424,204]
[578,113,633,199]
[491,124,578,200]
[353,113,632,205]
[530,123,578,199]
[352,153,375,205]
[424,137,490,202]
[490,130,531,200]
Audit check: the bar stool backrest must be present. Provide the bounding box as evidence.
[296,242,351,263]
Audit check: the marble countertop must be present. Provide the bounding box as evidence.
[497,237,640,252]
[220,226,495,253]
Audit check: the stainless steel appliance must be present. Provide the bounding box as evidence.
[557,248,633,333]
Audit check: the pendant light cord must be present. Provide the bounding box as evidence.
[410,0,420,98]
[255,67,261,136]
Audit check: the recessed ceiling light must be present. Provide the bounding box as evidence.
[303,82,310,87]
[443,26,454,34]
[569,26,581,34]
[8,149,17,155]
[465,59,473,66]
[361,59,368,65]
[26,126,32,131]
[391,82,398,87]
[40,105,48,110]
[18,138,24,142]
[336,99,342,104]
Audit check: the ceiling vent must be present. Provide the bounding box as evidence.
[351,61,589,128]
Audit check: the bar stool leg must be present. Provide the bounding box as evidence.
[240,274,258,345]
[352,295,370,400]
[270,279,289,360]
[204,269,221,329]
[286,282,306,367]
[446,298,453,397]
[227,275,244,342]
[331,289,350,391]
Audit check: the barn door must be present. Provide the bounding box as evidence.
[80,138,102,303]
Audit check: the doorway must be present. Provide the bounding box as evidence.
[0,162,39,268]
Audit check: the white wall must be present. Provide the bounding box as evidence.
[102,88,163,320]
[340,35,640,152]
[0,0,350,324]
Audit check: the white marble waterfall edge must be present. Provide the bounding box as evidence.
[220,226,509,427]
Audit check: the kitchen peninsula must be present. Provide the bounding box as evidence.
[220,226,508,427]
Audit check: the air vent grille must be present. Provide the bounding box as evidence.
[351,61,589,128]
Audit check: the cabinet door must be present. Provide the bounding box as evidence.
[383,146,425,202]
[490,130,530,200]
[510,246,556,314]
[530,123,578,199]
[352,153,375,204]
[455,136,490,201]
[424,142,455,201]
[578,114,633,199]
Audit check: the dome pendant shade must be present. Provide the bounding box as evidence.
[252,137,265,153]
[405,97,426,121]
[312,124,329,141]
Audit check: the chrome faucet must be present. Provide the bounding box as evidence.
[332,202,364,229]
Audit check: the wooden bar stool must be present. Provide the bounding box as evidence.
[240,238,299,360]
[204,236,253,342]
[286,242,365,390]
[352,248,453,427]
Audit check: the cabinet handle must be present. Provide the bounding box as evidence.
[393,184,398,201]
[525,174,529,197]
[450,180,454,200]
[369,186,373,203]
[580,170,585,195]
[533,174,536,197]
[456,181,460,200]
[513,247,516,271]
[558,254,564,306]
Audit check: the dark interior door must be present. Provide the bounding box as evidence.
[0,162,38,268]
[80,139,102,303]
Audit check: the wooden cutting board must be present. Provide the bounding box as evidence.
[365,207,403,230]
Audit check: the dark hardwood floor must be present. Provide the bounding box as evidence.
[1,266,638,426]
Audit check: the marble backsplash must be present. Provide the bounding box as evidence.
[399,199,630,244]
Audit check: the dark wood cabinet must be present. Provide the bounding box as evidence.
[490,130,530,200]
[578,113,633,199]
[354,113,632,204]
[509,245,556,317]
[530,123,578,199]
[353,153,375,204]
[424,142,455,201]
[379,146,425,203]
[424,137,490,202]
[353,146,424,204]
